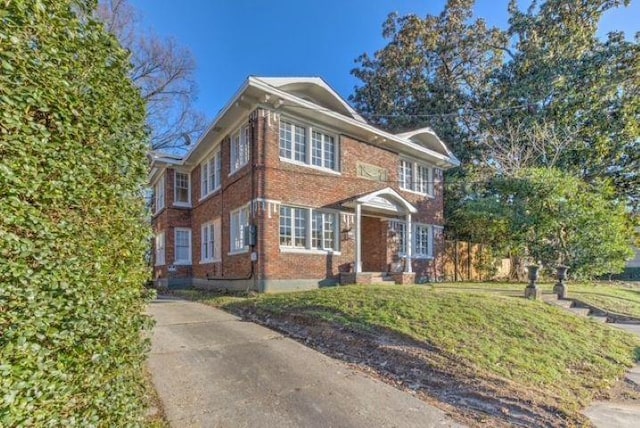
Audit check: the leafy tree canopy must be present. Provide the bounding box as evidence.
[351,0,639,274]
[450,168,635,278]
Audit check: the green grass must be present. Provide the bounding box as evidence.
[175,284,640,415]
[435,281,640,318]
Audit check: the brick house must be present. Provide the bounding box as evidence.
[150,77,460,292]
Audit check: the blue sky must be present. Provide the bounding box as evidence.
[129,0,639,120]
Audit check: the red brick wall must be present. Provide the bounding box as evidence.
[151,107,448,284]
[151,168,192,279]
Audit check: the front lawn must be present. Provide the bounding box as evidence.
[176,284,640,425]
[434,281,640,318]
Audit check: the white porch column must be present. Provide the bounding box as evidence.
[355,203,362,273]
[405,213,413,273]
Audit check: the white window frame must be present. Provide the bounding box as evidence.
[414,224,433,258]
[230,204,250,254]
[279,205,340,253]
[230,124,250,175]
[398,158,434,197]
[279,117,339,173]
[200,219,221,263]
[200,147,221,199]
[154,232,165,266]
[389,221,434,259]
[174,171,191,207]
[153,174,165,214]
[174,228,192,265]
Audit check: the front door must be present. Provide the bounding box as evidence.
[360,215,389,272]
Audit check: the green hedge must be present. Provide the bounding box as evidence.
[0,1,151,425]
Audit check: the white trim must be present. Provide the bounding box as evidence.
[229,123,250,175]
[253,77,367,123]
[278,116,340,172]
[200,147,222,199]
[200,219,221,263]
[280,248,342,256]
[150,77,459,173]
[153,173,165,214]
[174,227,192,265]
[154,232,165,266]
[228,248,250,256]
[352,187,418,214]
[278,157,342,175]
[399,158,435,198]
[230,203,250,253]
[278,205,340,252]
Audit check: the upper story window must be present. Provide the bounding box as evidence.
[279,119,339,172]
[230,205,250,253]
[279,205,339,251]
[153,174,165,214]
[230,124,250,174]
[174,171,190,206]
[174,228,192,265]
[399,159,434,196]
[201,148,221,198]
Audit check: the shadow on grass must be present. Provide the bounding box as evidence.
[225,303,581,427]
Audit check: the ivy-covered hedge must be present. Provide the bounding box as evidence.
[0,1,151,425]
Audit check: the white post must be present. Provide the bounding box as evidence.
[355,203,362,273]
[405,213,412,273]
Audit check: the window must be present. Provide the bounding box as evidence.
[230,124,250,174]
[399,159,433,196]
[174,228,192,265]
[153,174,165,213]
[311,130,336,170]
[389,221,406,255]
[399,160,413,191]
[230,205,250,253]
[201,219,221,263]
[312,211,336,250]
[389,221,433,258]
[280,205,338,251]
[154,232,165,266]
[279,119,338,171]
[174,172,190,206]
[201,148,221,198]
[414,224,432,257]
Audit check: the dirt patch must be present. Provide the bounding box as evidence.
[228,305,633,427]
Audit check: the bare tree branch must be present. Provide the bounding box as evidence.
[96,0,207,151]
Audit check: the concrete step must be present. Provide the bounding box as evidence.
[589,315,608,323]
[569,307,592,317]
[551,298,574,309]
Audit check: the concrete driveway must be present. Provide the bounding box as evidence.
[147,296,463,428]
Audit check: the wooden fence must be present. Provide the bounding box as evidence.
[438,240,507,282]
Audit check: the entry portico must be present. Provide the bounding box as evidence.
[344,187,418,280]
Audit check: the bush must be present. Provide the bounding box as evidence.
[0,1,151,425]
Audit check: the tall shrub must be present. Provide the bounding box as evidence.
[0,0,150,425]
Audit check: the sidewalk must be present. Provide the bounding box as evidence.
[544,297,640,428]
[147,296,463,427]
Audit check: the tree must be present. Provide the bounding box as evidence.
[350,0,507,164]
[1,0,150,423]
[451,169,635,278]
[484,0,640,209]
[351,0,639,274]
[96,0,207,150]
